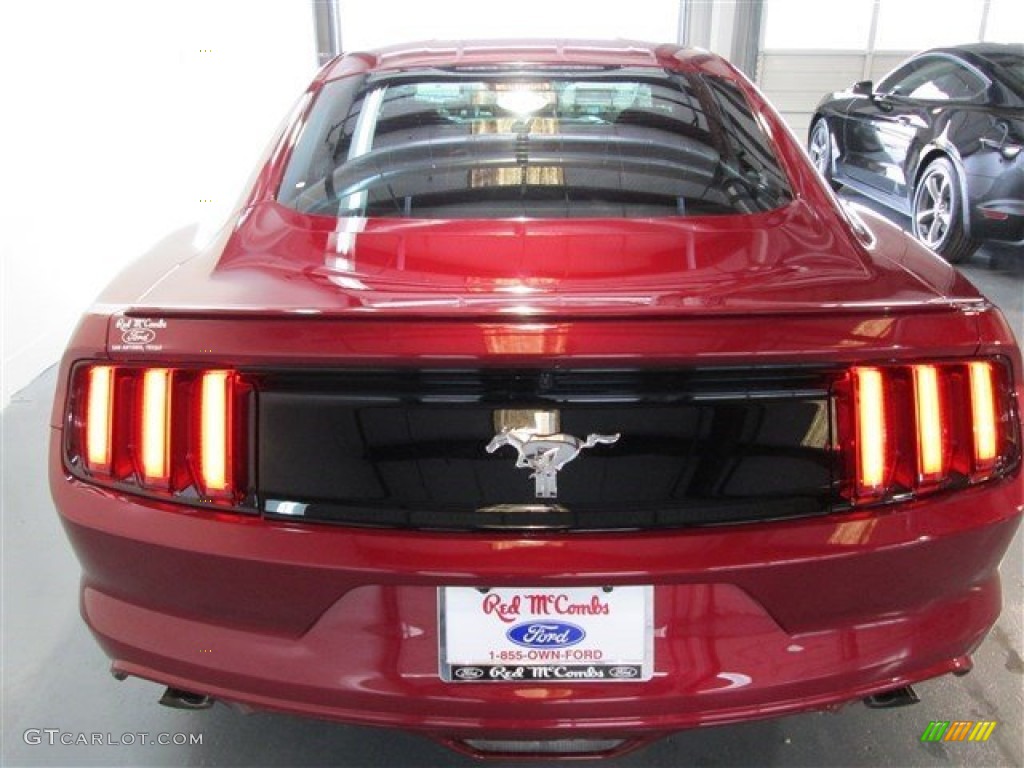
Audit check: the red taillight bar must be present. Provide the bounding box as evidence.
[68,363,249,508]
[842,359,1019,505]
[84,365,114,473]
[198,370,233,496]
[969,361,998,473]
[913,364,946,484]
[140,368,172,486]
[853,367,887,496]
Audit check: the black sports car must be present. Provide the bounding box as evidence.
[809,43,1023,262]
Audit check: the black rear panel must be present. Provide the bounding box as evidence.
[254,368,839,531]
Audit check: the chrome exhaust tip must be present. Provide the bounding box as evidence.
[159,687,214,710]
[864,685,920,709]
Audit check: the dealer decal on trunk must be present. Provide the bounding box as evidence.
[111,317,167,353]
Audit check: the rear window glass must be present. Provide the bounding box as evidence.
[278,67,793,219]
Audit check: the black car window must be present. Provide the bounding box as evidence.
[876,61,917,95]
[277,67,793,219]
[882,56,988,102]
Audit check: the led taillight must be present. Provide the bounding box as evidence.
[69,363,248,508]
[85,366,114,472]
[842,359,1019,505]
[199,370,232,494]
[140,368,172,485]
[913,364,946,483]
[969,361,998,471]
[853,367,887,496]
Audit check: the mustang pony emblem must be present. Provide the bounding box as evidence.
[486,428,620,498]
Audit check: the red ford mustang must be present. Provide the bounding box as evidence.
[50,40,1022,759]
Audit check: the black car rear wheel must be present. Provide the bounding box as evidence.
[808,120,841,191]
[912,158,980,263]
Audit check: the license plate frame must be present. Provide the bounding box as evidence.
[439,585,653,683]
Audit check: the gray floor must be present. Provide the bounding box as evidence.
[2,228,1022,767]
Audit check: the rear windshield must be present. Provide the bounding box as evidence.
[278,67,793,219]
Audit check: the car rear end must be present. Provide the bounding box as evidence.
[963,108,1024,245]
[49,41,1024,758]
[965,46,1024,245]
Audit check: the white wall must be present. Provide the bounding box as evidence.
[337,0,681,50]
[0,0,316,407]
[763,0,1023,50]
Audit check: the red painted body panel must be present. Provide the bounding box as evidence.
[117,200,978,318]
[51,440,1019,740]
[49,40,1023,756]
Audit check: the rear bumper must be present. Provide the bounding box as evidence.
[966,158,1024,244]
[972,199,1024,244]
[51,433,1022,741]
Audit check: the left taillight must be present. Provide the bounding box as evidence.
[65,363,251,509]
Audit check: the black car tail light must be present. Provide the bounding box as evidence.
[835,359,1020,506]
[64,359,1020,517]
[66,363,251,509]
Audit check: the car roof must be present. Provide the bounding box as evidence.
[934,42,1022,57]
[919,43,1021,68]
[919,43,1024,97]
[318,39,734,82]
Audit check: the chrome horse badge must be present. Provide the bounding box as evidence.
[486,425,620,499]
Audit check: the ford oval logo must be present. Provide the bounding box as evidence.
[454,667,484,680]
[122,328,156,344]
[607,666,639,679]
[506,621,586,648]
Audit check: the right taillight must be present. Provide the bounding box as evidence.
[198,370,233,495]
[968,361,999,472]
[837,358,1020,505]
[65,363,251,509]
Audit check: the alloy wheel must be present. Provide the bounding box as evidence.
[809,122,831,176]
[913,166,953,248]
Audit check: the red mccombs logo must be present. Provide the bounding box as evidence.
[481,592,611,624]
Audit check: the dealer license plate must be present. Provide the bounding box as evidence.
[439,586,653,683]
